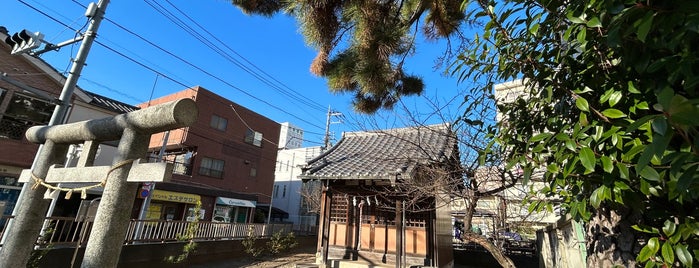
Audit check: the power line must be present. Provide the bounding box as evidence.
[141,0,326,125]
[70,0,328,130]
[80,77,145,103]
[95,39,325,130]
[93,40,192,89]
[160,0,327,112]
[20,0,329,136]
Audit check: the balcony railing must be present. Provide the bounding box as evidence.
[146,156,193,176]
[0,114,43,140]
[0,215,307,248]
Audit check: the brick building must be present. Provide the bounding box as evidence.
[0,27,137,217]
[135,86,280,223]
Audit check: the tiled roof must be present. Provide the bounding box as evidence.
[82,91,138,114]
[300,124,457,181]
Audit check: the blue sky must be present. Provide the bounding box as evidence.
[3,0,466,147]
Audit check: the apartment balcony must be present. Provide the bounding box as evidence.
[146,155,193,176]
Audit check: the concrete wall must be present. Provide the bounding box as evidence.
[536,216,586,268]
[34,235,317,268]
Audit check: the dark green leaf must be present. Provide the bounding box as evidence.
[643,261,653,268]
[676,164,698,192]
[547,163,560,174]
[530,132,553,142]
[614,181,630,190]
[632,224,660,234]
[616,163,629,180]
[639,166,660,182]
[675,244,693,267]
[636,101,649,110]
[591,186,606,208]
[637,237,660,262]
[609,91,622,107]
[668,95,699,126]
[555,133,570,141]
[602,109,626,118]
[593,126,604,141]
[576,97,589,112]
[663,220,676,237]
[623,144,646,161]
[669,232,681,244]
[601,156,613,173]
[657,87,674,111]
[580,147,596,171]
[640,179,651,195]
[567,12,586,24]
[637,145,654,171]
[529,23,540,35]
[579,112,589,126]
[586,17,602,27]
[626,115,660,132]
[628,81,640,94]
[647,237,660,253]
[652,118,668,134]
[661,242,674,264]
[577,26,587,47]
[636,11,654,42]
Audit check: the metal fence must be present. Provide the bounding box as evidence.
[0,215,304,248]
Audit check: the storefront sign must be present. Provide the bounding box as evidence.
[216,197,256,208]
[151,190,200,204]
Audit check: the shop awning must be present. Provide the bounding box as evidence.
[216,197,256,208]
[256,204,289,220]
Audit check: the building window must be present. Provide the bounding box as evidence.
[244,129,263,147]
[274,185,279,198]
[249,167,257,177]
[0,175,21,215]
[282,185,287,198]
[199,157,224,178]
[0,91,55,140]
[210,115,227,131]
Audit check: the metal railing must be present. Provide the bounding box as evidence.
[0,215,303,248]
[146,156,193,176]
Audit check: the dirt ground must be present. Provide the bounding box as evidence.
[189,245,317,268]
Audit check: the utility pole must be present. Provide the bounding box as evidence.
[133,130,169,239]
[0,0,110,261]
[323,106,342,150]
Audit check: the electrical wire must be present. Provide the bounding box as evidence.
[20,0,333,144]
[95,39,326,130]
[142,0,327,125]
[160,0,327,112]
[79,77,146,103]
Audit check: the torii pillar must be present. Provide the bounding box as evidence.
[0,98,198,268]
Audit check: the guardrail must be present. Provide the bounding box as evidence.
[0,215,308,248]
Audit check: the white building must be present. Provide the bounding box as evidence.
[492,80,585,267]
[279,122,304,149]
[272,146,323,231]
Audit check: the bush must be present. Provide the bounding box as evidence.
[242,226,264,258]
[266,231,298,255]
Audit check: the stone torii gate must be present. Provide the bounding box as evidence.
[0,98,198,267]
